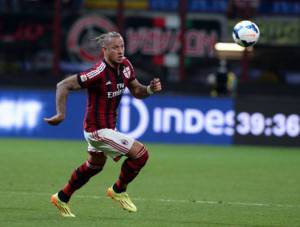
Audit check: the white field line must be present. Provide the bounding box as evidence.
[0,190,299,209]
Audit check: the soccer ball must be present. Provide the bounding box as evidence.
[232,20,260,47]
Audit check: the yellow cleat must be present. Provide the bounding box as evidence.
[107,187,137,212]
[50,193,76,217]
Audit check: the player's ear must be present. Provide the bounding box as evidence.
[102,47,107,54]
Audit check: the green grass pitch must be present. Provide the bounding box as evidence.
[0,138,299,227]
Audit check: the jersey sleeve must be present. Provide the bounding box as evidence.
[77,62,106,88]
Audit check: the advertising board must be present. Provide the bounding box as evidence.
[1,90,298,146]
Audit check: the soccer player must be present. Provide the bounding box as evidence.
[44,31,162,217]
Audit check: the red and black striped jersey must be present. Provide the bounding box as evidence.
[77,57,136,132]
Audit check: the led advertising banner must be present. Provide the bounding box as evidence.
[1,89,299,146]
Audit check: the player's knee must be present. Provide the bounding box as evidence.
[88,152,107,167]
[136,146,149,167]
[143,147,149,162]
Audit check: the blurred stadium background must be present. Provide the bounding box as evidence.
[0,0,300,226]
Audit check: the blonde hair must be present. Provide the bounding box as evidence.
[94,31,122,48]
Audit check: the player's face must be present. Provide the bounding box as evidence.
[104,36,125,65]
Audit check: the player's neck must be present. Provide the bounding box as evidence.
[104,57,119,69]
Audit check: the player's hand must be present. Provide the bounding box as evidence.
[150,78,162,93]
[44,114,65,126]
